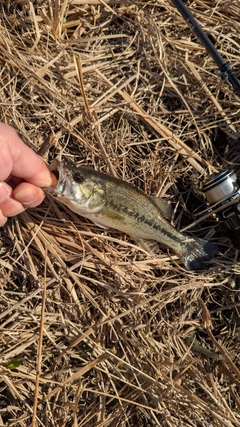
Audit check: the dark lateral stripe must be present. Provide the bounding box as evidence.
[107,201,180,243]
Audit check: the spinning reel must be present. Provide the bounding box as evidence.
[203,171,240,249]
[171,0,240,248]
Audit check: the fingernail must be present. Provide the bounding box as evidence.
[14,189,36,205]
[0,183,10,203]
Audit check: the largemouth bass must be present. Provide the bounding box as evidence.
[45,160,217,270]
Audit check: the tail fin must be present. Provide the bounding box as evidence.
[181,238,218,270]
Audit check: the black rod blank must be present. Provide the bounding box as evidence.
[170,0,240,95]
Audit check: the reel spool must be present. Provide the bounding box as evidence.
[202,171,240,249]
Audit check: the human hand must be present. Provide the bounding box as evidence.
[0,123,57,226]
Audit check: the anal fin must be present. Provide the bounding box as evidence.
[133,237,159,254]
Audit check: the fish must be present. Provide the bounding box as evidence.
[44,159,218,270]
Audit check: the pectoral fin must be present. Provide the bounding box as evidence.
[93,211,124,229]
[93,221,110,229]
[149,196,172,221]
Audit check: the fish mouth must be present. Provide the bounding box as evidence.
[44,159,68,196]
[49,159,60,181]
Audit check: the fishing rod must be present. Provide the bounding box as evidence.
[170,0,240,249]
[170,0,240,95]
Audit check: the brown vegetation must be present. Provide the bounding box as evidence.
[0,1,240,426]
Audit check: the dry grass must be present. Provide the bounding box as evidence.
[0,1,240,426]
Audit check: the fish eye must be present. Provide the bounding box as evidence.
[73,172,84,183]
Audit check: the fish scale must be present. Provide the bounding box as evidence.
[44,160,218,270]
[101,182,182,246]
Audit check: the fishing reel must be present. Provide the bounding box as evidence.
[202,170,240,249]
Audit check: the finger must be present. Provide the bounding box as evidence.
[0,123,57,187]
[0,182,39,217]
[0,182,12,203]
[13,182,46,207]
[0,181,45,219]
[0,209,8,226]
[0,193,25,218]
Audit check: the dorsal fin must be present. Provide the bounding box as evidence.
[149,196,172,221]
